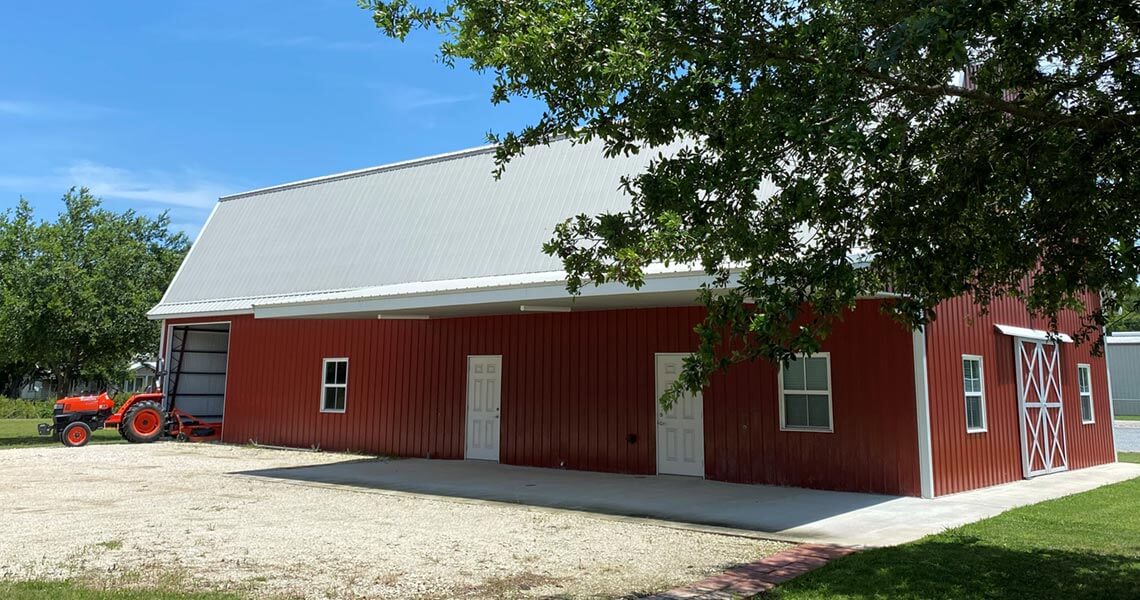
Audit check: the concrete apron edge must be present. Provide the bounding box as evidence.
[225,472,826,546]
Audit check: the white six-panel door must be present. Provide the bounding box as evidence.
[465,355,502,461]
[655,353,705,477]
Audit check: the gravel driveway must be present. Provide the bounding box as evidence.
[1115,420,1140,452]
[0,443,787,599]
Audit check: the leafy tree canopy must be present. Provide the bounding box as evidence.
[0,189,189,397]
[364,0,1139,399]
[1109,280,1140,332]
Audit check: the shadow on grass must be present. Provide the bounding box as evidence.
[770,533,1140,600]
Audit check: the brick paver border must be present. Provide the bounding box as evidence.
[645,543,859,599]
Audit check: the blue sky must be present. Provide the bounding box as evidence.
[0,1,542,236]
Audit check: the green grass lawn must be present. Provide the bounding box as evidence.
[0,418,122,448]
[768,476,1140,599]
[1120,452,1140,464]
[1116,415,1140,421]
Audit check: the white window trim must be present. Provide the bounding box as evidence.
[778,352,834,433]
[1077,363,1095,424]
[962,354,988,433]
[320,357,349,414]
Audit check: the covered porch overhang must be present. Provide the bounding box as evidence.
[250,266,737,320]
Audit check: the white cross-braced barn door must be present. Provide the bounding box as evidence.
[1014,338,1068,478]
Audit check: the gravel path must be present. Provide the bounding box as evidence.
[0,443,787,599]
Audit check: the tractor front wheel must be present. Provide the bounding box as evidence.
[61,422,91,447]
[121,401,165,444]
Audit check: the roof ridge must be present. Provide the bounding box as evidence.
[219,142,501,202]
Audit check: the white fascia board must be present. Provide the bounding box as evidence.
[1106,334,1140,345]
[147,308,253,320]
[254,271,738,319]
[994,324,1074,343]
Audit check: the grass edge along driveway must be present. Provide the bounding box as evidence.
[0,419,122,448]
[766,474,1140,600]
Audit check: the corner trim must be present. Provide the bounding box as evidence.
[913,327,935,498]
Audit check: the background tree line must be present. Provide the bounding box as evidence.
[0,188,189,398]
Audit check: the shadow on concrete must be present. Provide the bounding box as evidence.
[232,457,904,539]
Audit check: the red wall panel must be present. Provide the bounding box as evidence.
[168,300,920,496]
[925,292,1115,496]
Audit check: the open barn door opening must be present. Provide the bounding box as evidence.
[164,322,230,441]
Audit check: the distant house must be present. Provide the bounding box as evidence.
[15,360,157,400]
[123,361,158,393]
[1108,333,1140,417]
[19,377,99,400]
[18,380,52,401]
[147,137,1116,498]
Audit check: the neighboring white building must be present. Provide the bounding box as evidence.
[123,360,157,393]
[15,360,157,400]
[1108,332,1140,417]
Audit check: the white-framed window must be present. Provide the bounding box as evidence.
[1077,363,1094,424]
[962,355,987,433]
[779,353,833,432]
[320,358,348,413]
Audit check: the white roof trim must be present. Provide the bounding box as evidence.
[1106,333,1140,345]
[994,324,1074,343]
[253,264,725,319]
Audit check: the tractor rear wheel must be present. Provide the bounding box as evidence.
[61,422,91,447]
[121,400,164,443]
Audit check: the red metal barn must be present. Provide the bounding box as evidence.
[151,138,1117,498]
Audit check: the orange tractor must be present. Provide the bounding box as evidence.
[38,391,222,447]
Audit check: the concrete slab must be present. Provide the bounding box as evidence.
[235,458,1140,547]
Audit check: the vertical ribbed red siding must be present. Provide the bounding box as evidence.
[167,299,920,496]
[925,292,1115,496]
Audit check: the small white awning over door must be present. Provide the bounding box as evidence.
[994,324,1074,343]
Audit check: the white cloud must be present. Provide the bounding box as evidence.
[376,84,481,111]
[171,27,383,52]
[0,99,114,120]
[0,100,42,117]
[0,161,236,210]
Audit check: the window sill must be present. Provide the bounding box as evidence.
[1081,419,1095,425]
[966,427,988,434]
[320,409,347,414]
[780,426,834,433]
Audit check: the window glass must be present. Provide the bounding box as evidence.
[962,357,986,432]
[321,359,348,412]
[1078,364,1093,423]
[784,394,809,427]
[781,355,831,431]
[804,358,829,391]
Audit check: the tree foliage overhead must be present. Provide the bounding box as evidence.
[363,0,1139,397]
[0,189,189,397]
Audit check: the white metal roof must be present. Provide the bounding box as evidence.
[150,137,728,319]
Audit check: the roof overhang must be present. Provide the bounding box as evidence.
[994,324,1074,343]
[147,264,737,321]
[251,266,734,320]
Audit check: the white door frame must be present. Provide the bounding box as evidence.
[654,353,705,477]
[163,321,232,439]
[1014,337,1069,478]
[464,355,502,461]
